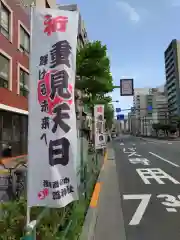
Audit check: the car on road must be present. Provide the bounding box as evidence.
[111,132,116,138]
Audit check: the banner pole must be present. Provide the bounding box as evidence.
[26,1,35,231]
[26,206,31,227]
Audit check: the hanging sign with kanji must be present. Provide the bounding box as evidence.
[94,105,106,149]
[27,8,79,208]
[120,79,134,96]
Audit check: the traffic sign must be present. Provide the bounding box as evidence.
[117,114,124,120]
[147,105,152,111]
[120,79,134,96]
[116,108,121,113]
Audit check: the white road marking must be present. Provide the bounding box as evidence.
[157,194,180,207]
[120,143,124,145]
[123,194,151,225]
[146,140,173,145]
[128,147,136,151]
[129,158,150,165]
[149,152,179,167]
[166,208,177,212]
[128,152,141,157]
[136,168,180,184]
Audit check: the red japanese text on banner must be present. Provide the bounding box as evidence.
[28,8,79,208]
[94,105,106,149]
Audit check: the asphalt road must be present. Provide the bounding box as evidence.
[114,135,180,240]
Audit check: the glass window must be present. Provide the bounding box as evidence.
[45,0,50,8]
[0,53,9,88]
[2,111,12,141]
[20,68,29,97]
[20,26,30,54]
[0,2,10,39]
[12,115,20,141]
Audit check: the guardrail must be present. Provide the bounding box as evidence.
[23,149,104,240]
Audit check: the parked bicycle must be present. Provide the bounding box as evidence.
[0,160,27,202]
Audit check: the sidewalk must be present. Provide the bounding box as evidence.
[80,146,126,240]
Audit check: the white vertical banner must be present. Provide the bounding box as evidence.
[28,8,79,208]
[94,105,106,149]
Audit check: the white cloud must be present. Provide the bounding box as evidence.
[116,1,140,23]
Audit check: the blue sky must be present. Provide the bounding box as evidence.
[57,0,180,114]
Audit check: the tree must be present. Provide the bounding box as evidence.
[169,125,177,134]
[175,117,180,136]
[76,41,113,98]
[160,123,171,136]
[104,103,114,130]
[152,123,161,136]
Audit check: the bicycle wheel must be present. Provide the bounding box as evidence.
[16,181,25,199]
[13,161,27,170]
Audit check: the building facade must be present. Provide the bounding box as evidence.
[18,0,56,8]
[0,0,30,157]
[0,0,55,158]
[133,88,151,118]
[152,91,168,124]
[132,86,168,135]
[164,39,180,117]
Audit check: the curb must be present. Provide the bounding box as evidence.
[139,137,180,142]
[79,151,108,240]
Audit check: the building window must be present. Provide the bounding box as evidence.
[0,2,10,39]
[20,26,30,54]
[45,0,50,8]
[0,53,9,88]
[20,68,29,97]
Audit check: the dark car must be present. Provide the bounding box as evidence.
[111,132,116,138]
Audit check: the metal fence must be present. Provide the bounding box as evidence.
[0,137,104,240]
[23,138,104,240]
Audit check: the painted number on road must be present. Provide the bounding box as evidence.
[157,194,180,212]
[123,194,151,225]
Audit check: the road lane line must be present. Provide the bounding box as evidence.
[149,152,179,167]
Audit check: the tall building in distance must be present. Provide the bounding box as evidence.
[133,88,153,119]
[131,86,168,135]
[152,89,168,124]
[57,4,88,49]
[164,39,180,117]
